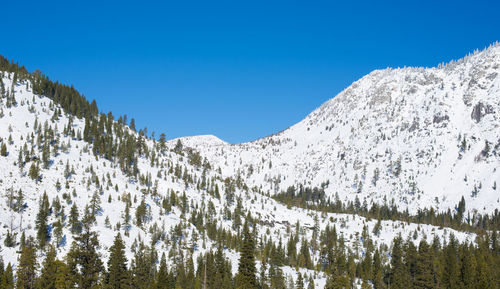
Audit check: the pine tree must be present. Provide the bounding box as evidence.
[298,238,312,269]
[390,236,410,289]
[296,272,305,289]
[69,203,82,234]
[259,258,269,289]
[268,263,286,289]
[325,268,350,289]
[442,235,461,289]
[35,191,50,247]
[136,199,148,227]
[174,140,183,154]
[28,161,40,180]
[373,219,382,237]
[130,118,136,131]
[460,244,476,288]
[475,249,493,289]
[38,246,70,289]
[159,133,167,153]
[372,249,384,289]
[89,191,101,216]
[186,255,196,289]
[3,230,15,247]
[16,237,37,289]
[0,142,7,156]
[106,233,130,289]
[66,207,103,289]
[53,259,73,289]
[15,188,25,213]
[405,239,418,285]
[2,263,14,289]
[131,242,156,289]
[236,221,257,289]
[155,253,169,289]
[414,240,434,289]
[0,260,5,288]
[18,149,24,169]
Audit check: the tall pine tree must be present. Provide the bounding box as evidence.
[106,233,130,289]
[236,221,257,289]
[66,207,103,289]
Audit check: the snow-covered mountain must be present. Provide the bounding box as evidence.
[179,43,500,215]
[0,44,498,288]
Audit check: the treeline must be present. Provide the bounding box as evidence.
[324,230,500,288]
[0,55,96,120]
[1,204,237,289]
[274,185,500,232]
[2,213,500,289]
[0,206,279,289]
[1,170,500,289]
[0,55,152,176]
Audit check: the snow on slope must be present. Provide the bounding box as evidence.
[178,43,500,215]
[0,47,490,288]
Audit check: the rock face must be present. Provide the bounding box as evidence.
[471,102,494,123]
[179,44,500,215]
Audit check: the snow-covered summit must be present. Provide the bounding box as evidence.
[170,134,228,148]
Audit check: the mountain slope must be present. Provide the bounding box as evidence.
[0,46,497,288]
[179,43,500,215]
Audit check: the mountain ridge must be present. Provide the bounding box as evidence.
[178,43,500,215]
[0,44,498,289]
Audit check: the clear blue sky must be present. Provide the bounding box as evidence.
[2,0,499,143]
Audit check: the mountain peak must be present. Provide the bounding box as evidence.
[172,134,228,147]
[187,44,500,215]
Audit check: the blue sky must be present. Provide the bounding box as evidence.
[2,0,499,143]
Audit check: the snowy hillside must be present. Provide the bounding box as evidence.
[0,45,498,289]
[179,43,500,216]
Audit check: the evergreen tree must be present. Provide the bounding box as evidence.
[106,233,130,289]
[475,249,494,289]
[0,142,7,156]
[414,240,434,289]
[35,191,51,248]
[3,230,15,247]
[442,236,461,289]
[155,253,169,289]
[390,236,410,289]
[259,258,269,289]
[236,221,257,289]
[131,242,156,289]
[69,203,82,234]
[298,238,312,269]
[460,244,476,288]
[159,133,167,153]
[325,268,350,289]
[136,199,148,227]
[296,272,305,289]
[28,161,40,180]
[53,259,73,289]
[15,188,25,213]
[405,239,418,285]
[2,263,14,289]
[372,249,384,289]
[0,260,5,288]
[66,208,103,289]
[16,237,37,289]
[38,246,70,289]
[130,118,136,131]
[268,263,286,289]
